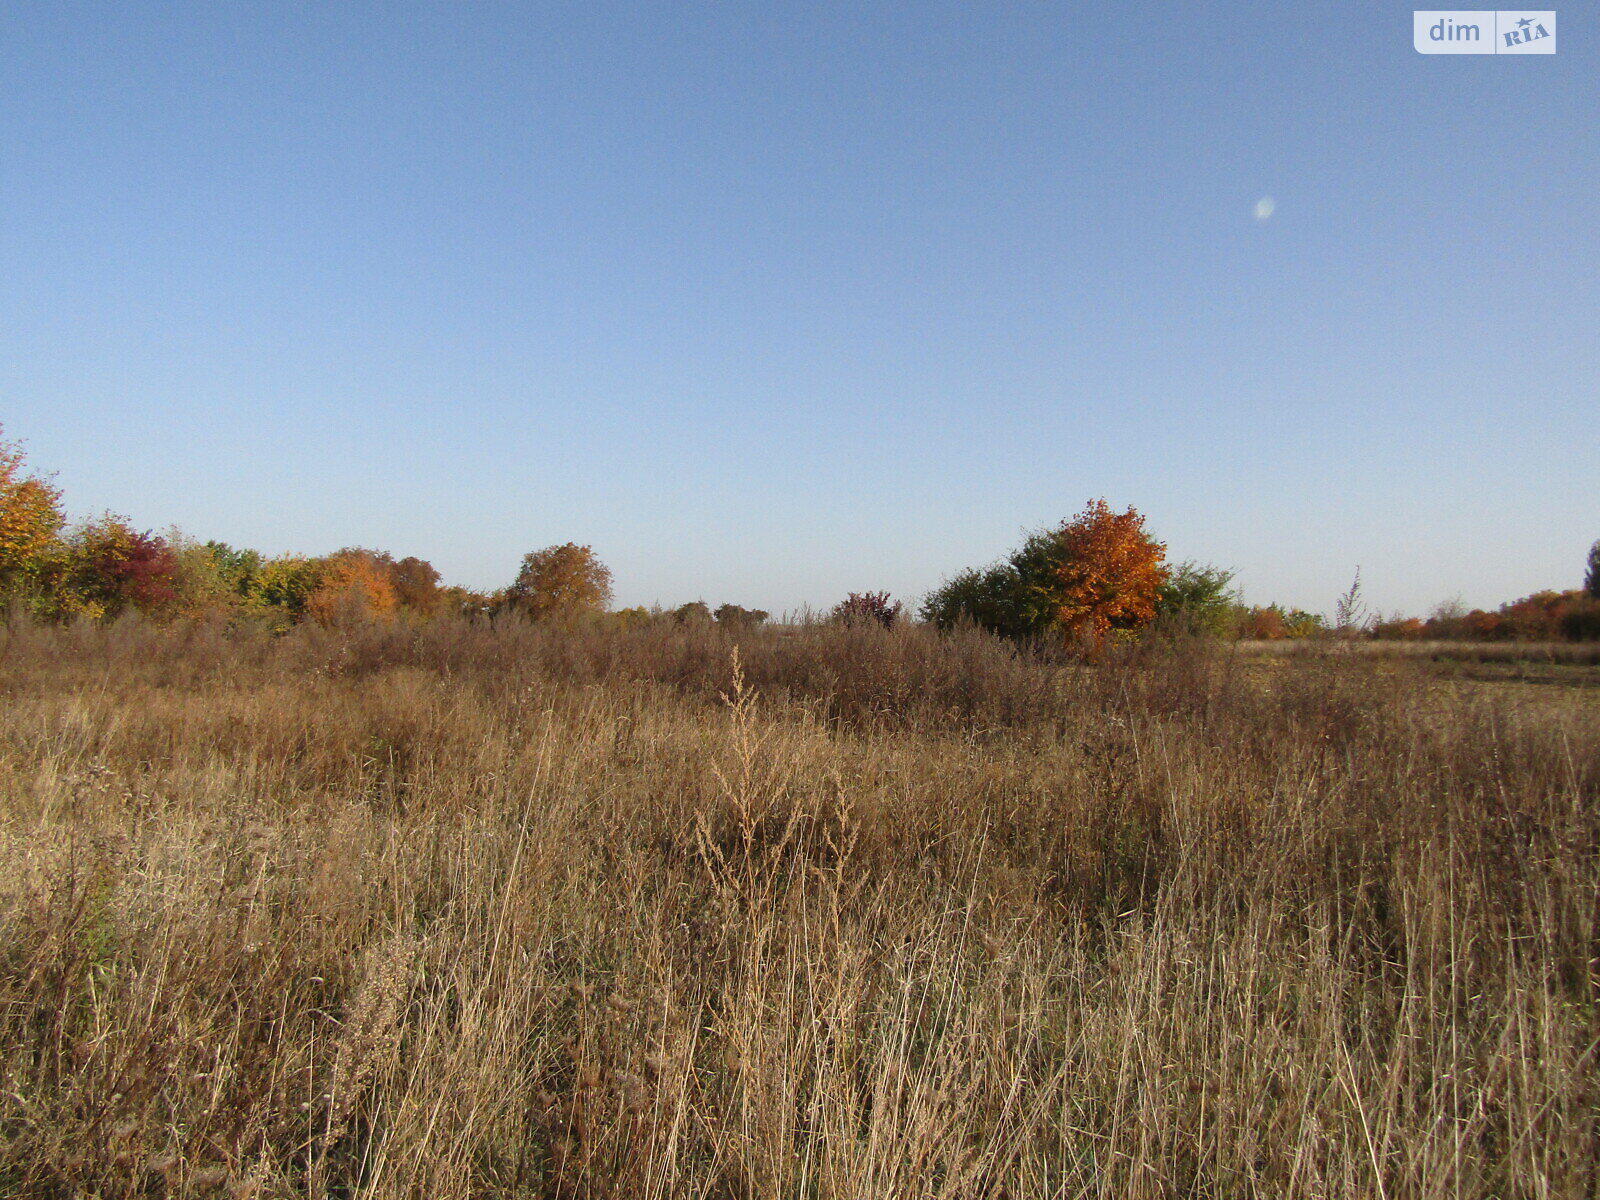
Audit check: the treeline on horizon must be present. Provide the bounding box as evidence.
[4,424,1598,641]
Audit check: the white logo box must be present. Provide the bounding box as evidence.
[1414,11,1556,53]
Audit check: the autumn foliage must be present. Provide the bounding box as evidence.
[1415,589,1600,642]
[1238,604,1327,640]
[41,515,179,620]
[2,421,1596,642]
[506,543,613,621]
[306,549,401,625]
[0,426,65,590]
[1048,499,1169,639]
[922,500,1169,644]
[390,555,444,615]
[832,591,903,629]
[77,520,178,616]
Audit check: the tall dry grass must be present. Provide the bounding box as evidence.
[0,614,1595,1198]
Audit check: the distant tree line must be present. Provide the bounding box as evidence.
[1369,590,1600,643]
[0,425,614,628]
[3,426,1596,640]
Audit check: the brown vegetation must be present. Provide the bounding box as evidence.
[0,616,1595,1197]
[506,545,614,622]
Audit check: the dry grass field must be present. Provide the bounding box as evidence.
[0,617,1595,1198]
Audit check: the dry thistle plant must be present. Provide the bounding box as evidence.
[319,932,420,1158]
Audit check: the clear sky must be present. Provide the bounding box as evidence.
[3,2,1594,618]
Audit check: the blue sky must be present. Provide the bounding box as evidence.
[3,2,1594,617]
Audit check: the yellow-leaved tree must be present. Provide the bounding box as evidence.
[0,426,65,595]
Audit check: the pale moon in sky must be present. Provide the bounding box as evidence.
[1253,196,1276,221]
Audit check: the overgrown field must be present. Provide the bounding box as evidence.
[1,618,1595,1198]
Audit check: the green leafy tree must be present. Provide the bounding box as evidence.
[921,563,1035,637]
[507,543,613,620]
[922,526,1092,639]
[1286,608,1328,638]
[1586,540,1600,599]
[204,542,265,597]
[440,585,496,619]
[1157,562,1238,636]
[161,533,248,618]
[613,606,656,630]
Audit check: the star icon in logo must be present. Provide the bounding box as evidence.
[1517,16,1534,30]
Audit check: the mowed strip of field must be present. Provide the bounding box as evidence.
[1237,637,1600,665]
[1235,641,1600,718]
[1,618,1595,1199]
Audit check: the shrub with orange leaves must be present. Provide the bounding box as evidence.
[1046,499,1170,641]
[306,549,399,625]
[1235,604,1327,640]
[1239,605,1289,640]
[1490,590,1589,641]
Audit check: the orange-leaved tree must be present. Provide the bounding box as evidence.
[923,500,1171,643]
[1048,499,1169,640]
[388,555,442,616]
[507,543,612,620]
[0,425,65,594]
[306,549,399,625]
